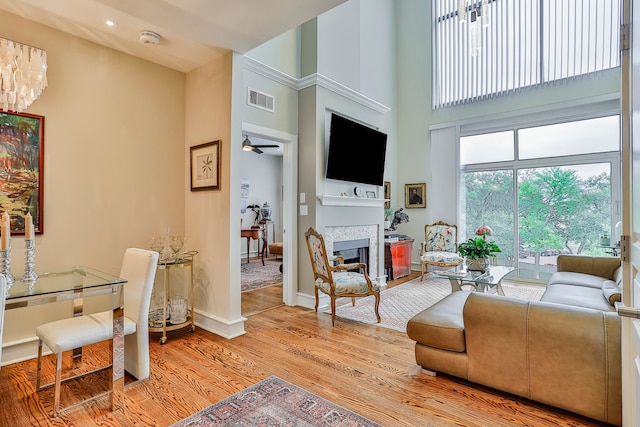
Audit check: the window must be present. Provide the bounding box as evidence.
[433,0,621,109]
[460,115,620,281]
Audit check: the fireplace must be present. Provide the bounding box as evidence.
[323,225,379,278]
[333,238,370,268]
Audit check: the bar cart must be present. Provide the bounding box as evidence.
[148,250,197,344]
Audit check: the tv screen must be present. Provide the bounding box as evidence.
[326,113,387,186]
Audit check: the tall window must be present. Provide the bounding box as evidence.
[433,0,621,109]
[460,115,620,281]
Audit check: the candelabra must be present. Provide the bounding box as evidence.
[1,244,14,286]
[21,238,37,283]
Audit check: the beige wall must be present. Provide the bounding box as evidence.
[1,11,186,363]
[185,53,245,338]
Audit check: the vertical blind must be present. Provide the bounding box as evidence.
[432,0,621,109]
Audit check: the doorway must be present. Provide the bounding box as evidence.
[240,123,297,317]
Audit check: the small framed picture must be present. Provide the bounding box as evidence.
[366,191,376,198]
[383,181,391,208]
[190,140,221,191]
[405,183,426,208]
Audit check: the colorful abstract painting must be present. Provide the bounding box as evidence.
[0,111,44,234]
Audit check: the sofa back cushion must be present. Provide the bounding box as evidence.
[556,255,621,280]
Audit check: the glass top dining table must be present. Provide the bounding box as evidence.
[4,266,128,413]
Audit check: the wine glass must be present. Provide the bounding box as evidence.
[150,236,166,259]
[169,235,186,260]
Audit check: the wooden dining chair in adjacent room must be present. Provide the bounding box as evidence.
[35,248,158,416]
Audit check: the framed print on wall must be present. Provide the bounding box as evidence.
[383,181,391,208]
[190,140,221,191]
[0,110,45,234]
[405,183,426,208]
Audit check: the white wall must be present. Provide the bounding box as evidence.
[239,151,283,256]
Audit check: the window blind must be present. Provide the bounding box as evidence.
[432,0,621,109]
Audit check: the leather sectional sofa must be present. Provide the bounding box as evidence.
[407,255,622,426]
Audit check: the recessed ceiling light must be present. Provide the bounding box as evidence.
[105,20,118,27]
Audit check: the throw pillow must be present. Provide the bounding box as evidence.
[602,280,621,305]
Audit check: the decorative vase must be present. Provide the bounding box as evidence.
[261,202,272,221]
[467,258,488,271]
[384,220,391,230]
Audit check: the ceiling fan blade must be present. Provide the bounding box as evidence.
[253,146,264,154]
[254,144,279,149]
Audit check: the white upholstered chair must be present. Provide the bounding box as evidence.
[0,274,5,369]
[35,248,158,415]
[419,221,464,281]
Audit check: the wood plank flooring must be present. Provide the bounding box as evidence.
[0,271,611,426]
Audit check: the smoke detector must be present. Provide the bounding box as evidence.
[139,31,161,46]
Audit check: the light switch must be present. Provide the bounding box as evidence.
[300,205,308,216]
[300,192,306,203]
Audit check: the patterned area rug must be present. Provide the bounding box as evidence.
[325,275,546,332]
[241,258,283,292]
[171,375,381,426]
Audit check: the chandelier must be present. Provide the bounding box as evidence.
[458,0,490,56]
[0,38,48,112]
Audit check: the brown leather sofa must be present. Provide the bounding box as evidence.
[407,255,622,426]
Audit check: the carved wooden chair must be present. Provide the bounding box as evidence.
[419,221,464,281]
[305,227,381,326]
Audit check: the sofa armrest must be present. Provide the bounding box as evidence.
[556,255,620,280]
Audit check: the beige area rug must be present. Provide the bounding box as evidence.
[325,275,546,332]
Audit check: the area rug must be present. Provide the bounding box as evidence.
[325,275,546,332]
[171,375,381,426]
[241,258,283,292]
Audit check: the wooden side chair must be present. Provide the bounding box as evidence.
[419,221,463,281]
[304,227,381,326]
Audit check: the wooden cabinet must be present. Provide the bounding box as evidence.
[384,239,414,280]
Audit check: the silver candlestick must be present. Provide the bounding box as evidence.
[1,244,14,286]
[21,238,37,283]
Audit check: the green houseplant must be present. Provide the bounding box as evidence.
[458,237,501,271]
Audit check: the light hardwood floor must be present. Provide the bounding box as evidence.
[0,271,610,426]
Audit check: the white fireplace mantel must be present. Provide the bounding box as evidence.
[317,195,387,208]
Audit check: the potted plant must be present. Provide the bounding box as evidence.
[458,237,501,271]
[384,208,393,230]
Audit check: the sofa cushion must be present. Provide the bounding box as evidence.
[407,291,470,353]
[602,280,622,305]
[547,271,610,289]
[541,283,616,312]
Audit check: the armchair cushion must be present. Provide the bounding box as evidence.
[425,224,458,252]
[316,272,381,295]
[420,251,463,265]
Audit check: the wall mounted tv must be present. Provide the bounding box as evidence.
[325,113,388,186]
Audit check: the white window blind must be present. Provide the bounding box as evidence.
[433,0,621,109]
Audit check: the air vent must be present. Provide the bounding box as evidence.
[247,87,275,112]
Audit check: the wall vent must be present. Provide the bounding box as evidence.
[247,87,275,112]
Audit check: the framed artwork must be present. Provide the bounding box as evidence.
[405,183,426,208]
[0,110,44,234]
[190,140,221,191]
[366,190,376,198]
[383,181,391,208]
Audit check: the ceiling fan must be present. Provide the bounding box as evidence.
[241,136,279,154]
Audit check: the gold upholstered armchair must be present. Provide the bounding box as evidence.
[305,227,381,326]
[419,221,464,281]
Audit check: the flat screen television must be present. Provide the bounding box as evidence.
[325,113,387,186]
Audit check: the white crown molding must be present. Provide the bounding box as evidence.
[299,73,391,114]
[243,56,298,89]
[243,57,391,114]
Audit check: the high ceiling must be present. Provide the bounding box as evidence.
[0,0,346,73]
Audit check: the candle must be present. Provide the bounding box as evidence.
[25,213,34,239]
[1,223,7,250]
[1,212,9,250]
